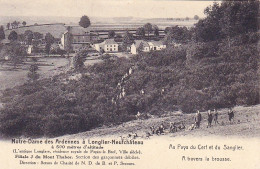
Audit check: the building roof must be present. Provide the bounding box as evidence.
[63,27,99,38]
[67,26,91,35]
[133,40,150,48]
[100,39,117,45]
[148,41,164,46]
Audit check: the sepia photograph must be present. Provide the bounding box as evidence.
[0,0,259,168]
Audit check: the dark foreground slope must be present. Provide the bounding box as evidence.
[60,105,260,139]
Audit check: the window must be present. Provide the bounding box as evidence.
[114,45,116,47]
[114,48,116,50]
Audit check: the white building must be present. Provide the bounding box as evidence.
[148,41,166,51]
[27,45,33,54]
[60,27,99,52]
[130,40,166,55]
[130,40,150,55]
[94,39,118,53]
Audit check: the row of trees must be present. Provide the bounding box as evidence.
[136,23,159,39]
[1,29,58,56]
[7,30,55,46]
[107,23,160,41]
[18,30,43,44]
[6,21,26,30]
[163,26,192,44]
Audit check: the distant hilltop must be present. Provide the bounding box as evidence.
[4,23,67,39]
[6,23,66,29]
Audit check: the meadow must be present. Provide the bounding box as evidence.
[4,19,197,39]
[0,57,69,91]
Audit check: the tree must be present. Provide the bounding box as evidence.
[73,50,86,71]
[220,1,259,38]
[27,63,39,82]
[17,21,20,28]
[193,3,223,42]
[137,42,144,54]
[45,43,51,56]
[163,33,174,46]
[31,32,43,47]
[185,17,190,21]
[0,26,5,40]
[8,31,18,41]
[45,33,55,44]
[165,27,173,34]
[108,30,116,39]
[194,15,199,20]
[65,26,73,57]
[45,33,55,56]
[22,21,27,26]
[2,42,27,68]
[18,34,25,42]
[163,26,192,44]
[24,30,33,45]
[193,1,259,43]
[7,23,10,30]
[12,21,18,28]
[114,34,123,42]
[136,27,145,38]
[143,23,153,39]
[33,32,43,40]
[79,15,91,28]
[153,25,159,37]
[122,31,134,51]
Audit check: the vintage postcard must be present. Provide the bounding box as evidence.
[0,0,259,169]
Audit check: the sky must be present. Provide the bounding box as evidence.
[0,0,218,18]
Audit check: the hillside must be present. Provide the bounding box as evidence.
[60,105,260,139]
[0,1,258,138]
[0,31,258,138]
[4,23,67,39]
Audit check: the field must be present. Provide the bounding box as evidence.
[4,24,67,39]
[4,20,197,39]
[0,57,69,91]
[60,105,260,139]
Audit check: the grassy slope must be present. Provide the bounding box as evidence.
[59,104,260,139]
[5,24,66,39]
[0,57,69,91]
[4,20,196,39]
